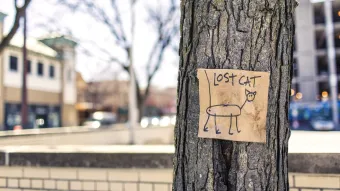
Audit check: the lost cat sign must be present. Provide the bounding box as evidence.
[197,69,270,143]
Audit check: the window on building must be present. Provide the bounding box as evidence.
[294,84,300,93]
[318,81,330,98]
[37,62,44,76]
[317,56,328,75]
[293,58,298,77]
[291,83,300,98]
[337,56,340,74]
[315,30,327,49]
[332,1,340,22]
[334,28,340,48]
[27,60,31,74]
[49,65,55,78]
[337,82,340,99]
[314,2,325,24]
[292,83,300,91]
[9,56,18,71]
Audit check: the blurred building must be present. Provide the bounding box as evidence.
[76,72,88,104]
[145,87,177,115]
[75,72,93,125]
[0,12,78,130]
[293,0,340,102]
[76,78,129,124]
[75,77,177,123]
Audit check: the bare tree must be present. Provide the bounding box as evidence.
[0,0,32,53]
[55,0,179,119]
[173,0,296,190]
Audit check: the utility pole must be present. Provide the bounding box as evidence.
[128,0,137,144]
[324,0,339,125]
[21,9,28,129]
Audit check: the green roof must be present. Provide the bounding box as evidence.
[9,35,58,58]
[39,35,77,48]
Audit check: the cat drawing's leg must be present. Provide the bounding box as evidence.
[236,116,241,133]
[203,115,210,132]
[215,115,221,134]
[229,114,233,135]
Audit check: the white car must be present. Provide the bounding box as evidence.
[83,111,117,128]
[140,117,160,128]
[140,115,176,128]
[83,120,101,129]
[311,120,334,131]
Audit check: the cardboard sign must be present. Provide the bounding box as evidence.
[197,69,270,143]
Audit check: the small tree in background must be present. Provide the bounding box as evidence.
[54,0,180,120]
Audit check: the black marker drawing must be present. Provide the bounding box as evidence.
[203,70,257,135]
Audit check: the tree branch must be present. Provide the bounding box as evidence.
[78,43,129,75]
[55,0,179,117]
[59,0,128,49]
[0,0,32,53]
[110,0,127,43]
[143,0,179,100]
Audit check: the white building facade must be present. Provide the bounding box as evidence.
[0,12,78,130]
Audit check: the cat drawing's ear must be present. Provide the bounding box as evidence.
[253,91,257,95]
[245,89,250,95]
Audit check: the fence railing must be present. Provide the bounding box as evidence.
[0,176,172,191]
[1,175,340,191]
[289,173,340,191]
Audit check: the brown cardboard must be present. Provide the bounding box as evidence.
[197,69,270,143]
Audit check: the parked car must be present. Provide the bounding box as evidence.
[83,111,116,128]
[140,116,158,128]
[311,119,335,131]
[140,115,176,128]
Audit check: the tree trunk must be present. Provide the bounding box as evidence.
[135,81,144,122]
[138,99,145,122]
[173,0,296,190]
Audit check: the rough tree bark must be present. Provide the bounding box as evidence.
[173,0,296,190]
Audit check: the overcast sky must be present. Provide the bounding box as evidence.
[0,0,179,88]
